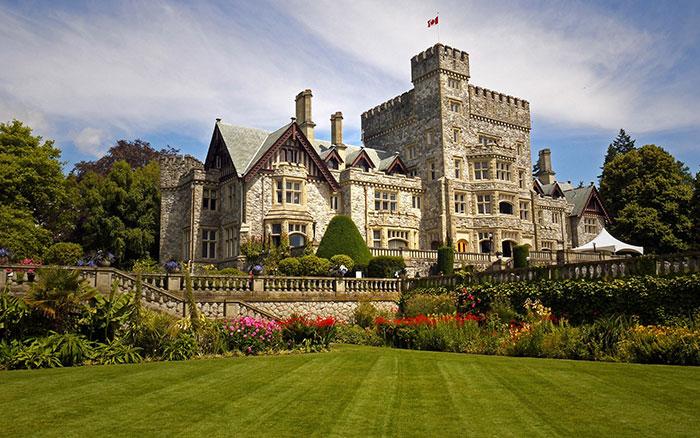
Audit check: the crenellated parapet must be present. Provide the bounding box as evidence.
[411,43,470,83]
[159,155,204,189]
[361,90,415,140]
[468,84,531,130]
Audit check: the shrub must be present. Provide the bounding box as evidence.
[216,267,247,276]
[281,316,337,351]
[437,246,454,275]
[162,331,198,361]
[43,243,83,266]
[223,317,282,355]
[402,293,456,317]
[367,256,406,278]
[353,301,378,328]
[467,273,700,325]
[298,255,331,276]
[131,257,164,273]
[335,324,383,346]
[619,325,700,365]
[42,332,94,366]
[456,287,490,316]
[9,339,62,369]
[513,244,529,268]
[316,216,372,268]
[94,338,143,365]
[278,257,301,276]
[330,254,354,273]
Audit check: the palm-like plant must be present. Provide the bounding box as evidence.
[24,268,96,333]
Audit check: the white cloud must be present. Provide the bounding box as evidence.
[0,0,698,163]
[73,127,106,157]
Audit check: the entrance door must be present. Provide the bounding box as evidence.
[456,239,468,252]
[501,240,514,257]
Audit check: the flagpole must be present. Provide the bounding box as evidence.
[437,12,440,43]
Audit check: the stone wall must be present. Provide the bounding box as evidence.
[247,300,398,323]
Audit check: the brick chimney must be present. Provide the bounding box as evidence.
[295,89,315,144]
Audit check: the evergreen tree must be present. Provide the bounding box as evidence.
[692,171,700,249]
[602,129,636,171]
[316,216,372,268]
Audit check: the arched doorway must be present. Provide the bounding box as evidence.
[479,239,491,254]
[501,240,516,257]
[456,239,468,253]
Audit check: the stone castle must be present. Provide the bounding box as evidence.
[159,43,609,267]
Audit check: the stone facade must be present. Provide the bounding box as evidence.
[159,43,609,267]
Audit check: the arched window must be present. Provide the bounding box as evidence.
[456,239,468,252]
[388,239,408,249]
[499,201,513,215]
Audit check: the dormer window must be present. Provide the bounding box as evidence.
[327,157,339,169]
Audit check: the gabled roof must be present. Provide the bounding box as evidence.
[242,122,340,190]
[563,185,609,220]
[533,178,544,195]
[380,155,407,174]
[541,182,566,198]
[242,122,293,174]
[215,122,270,177]
[348,148,376,169]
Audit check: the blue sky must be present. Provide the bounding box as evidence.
[1,0,698,183]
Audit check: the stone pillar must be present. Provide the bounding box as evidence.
[167,275,181,292]
[95,269,112,293]
[253,278,264,293]
[335,278,345,292]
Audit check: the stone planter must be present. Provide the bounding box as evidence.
[97,260,111,267]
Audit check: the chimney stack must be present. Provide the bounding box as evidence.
[331,112,347,170]
[331,112,343,145]
[535,148,556,185]
[295,89,315,144]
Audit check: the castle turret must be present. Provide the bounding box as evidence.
[295,89,315,143]
[410,43,470,84]
[535,149,556,185]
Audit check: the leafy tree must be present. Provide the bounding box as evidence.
[73,160,160,265]
[0,206,52,259]
[0,120,75,241]
[316,216,372,268]
[600,144,693,253]
[73,139,177,178]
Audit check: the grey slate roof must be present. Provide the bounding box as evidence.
[564,186,594,217]
[241,122,293,174]
[216,122,270,177]
[216,120,402,177]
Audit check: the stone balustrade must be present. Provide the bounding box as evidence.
[401,252,700,290]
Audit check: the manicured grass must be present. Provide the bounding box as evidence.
[1,345,699,437]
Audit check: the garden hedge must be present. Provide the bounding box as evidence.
[513,244,529,268]
[43,242,84,266]
[437,246,454,275]
[467,273,700,325]
[316,215,372,268]
[367,256,406,278]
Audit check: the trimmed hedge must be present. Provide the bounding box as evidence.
[437,246,454,275]
[513,244,529,268]
[316,216,371,269]
[43,242,83,266]
[468,273,700,325]
[367,256,406,278]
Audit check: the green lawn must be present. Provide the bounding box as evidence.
[1,345,699,437]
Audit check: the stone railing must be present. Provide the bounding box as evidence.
[401,252,700,290]
[370,247,490,263]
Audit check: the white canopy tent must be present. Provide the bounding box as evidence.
[572,228,644,255]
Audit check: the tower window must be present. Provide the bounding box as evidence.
[374,190,397,212]
[478,135,498,146]
[477,195,492,214]
[201,229,217,259]
[454,192,467,214]
[203,189,217,211]
[447,78,461,88]
[449,100,462,112]
[496,162,511,181]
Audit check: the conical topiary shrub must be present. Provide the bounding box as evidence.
[316,215,372,269]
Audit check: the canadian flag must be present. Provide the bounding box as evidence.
[427,15,439,27]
